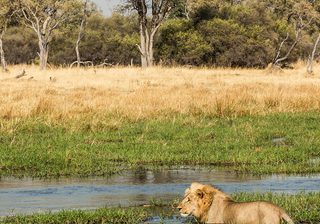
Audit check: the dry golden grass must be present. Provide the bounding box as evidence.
[1,64,320,121]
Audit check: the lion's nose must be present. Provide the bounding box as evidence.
[177,204,182,211]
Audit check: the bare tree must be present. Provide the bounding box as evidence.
[73,0,95,68]
[0,0,15,72]
[272,0,319,67]
[307,33,320,74]
[0,21,8,72]
[273,17,313,67]
[19,0,82,70]
[185,0,191,20]
[127,0,174,67]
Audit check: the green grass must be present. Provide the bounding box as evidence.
[2,207,149,224]
[2,193,320,223]
[0,112,320,177]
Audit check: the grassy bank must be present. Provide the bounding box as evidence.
[3,193,320,223]
[0,112,320,177]
[1,66,320,177]
[2,207,149,224]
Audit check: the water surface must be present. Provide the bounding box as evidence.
[0,169,319,216]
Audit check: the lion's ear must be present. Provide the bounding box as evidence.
[203,186,215,195]
[195,189,205,199]
[202,186,216,201]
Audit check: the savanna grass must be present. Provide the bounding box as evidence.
[2,193,320,223]
[1,65,320,120]
[0,112,320,177]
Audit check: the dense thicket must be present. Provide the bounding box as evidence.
[2,0,319,67]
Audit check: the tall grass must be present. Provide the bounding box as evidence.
[1,65,320,121]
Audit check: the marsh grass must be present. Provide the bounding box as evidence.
[2,207,149,224]
[0,112,320,177]
[1,65,320,121]
[3,193,320,224]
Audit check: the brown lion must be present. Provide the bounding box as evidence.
[177,182,294,224]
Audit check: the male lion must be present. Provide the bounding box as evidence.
[177,182,294,224]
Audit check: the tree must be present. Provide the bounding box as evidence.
[0,0,15,71]
[72,0,96,68]
[126,0,175,67]
[307,33,320,74]
[306,0,320,74]
[49,13,140,66]
[182,0,278,67]
[271,0,319,67]
[169,0,191,19]
[3,26,38,65]
[19,0,83,70]
[156,19,211,65]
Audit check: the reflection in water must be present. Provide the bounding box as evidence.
[144,216,196,224]
[0,169,319,216]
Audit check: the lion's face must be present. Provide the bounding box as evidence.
[177,183,214,220]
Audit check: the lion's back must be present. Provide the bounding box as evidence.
[223,201,283,224]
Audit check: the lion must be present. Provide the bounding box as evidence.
[177,182,294,224]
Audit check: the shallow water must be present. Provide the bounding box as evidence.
[144,216,195,224]
[0,169,319,217]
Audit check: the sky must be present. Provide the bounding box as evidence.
[93,0,121,16]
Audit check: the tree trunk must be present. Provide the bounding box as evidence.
[273,30,301,66]
[132,0,171,67]
[272,17,312,67]
[148,29,155,66]
[139,22,148,67]
[0,36,7,72]
[307,33,320,74]
[39,38,49,70]
[75,18,86,68]
[272,33,289,66]
[274,38,299,65]
[185,0,190,20]
[139,24,155,68]
[0,26,7,72]
[75,40,81,68]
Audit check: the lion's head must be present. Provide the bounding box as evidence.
[177,182,216,221]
